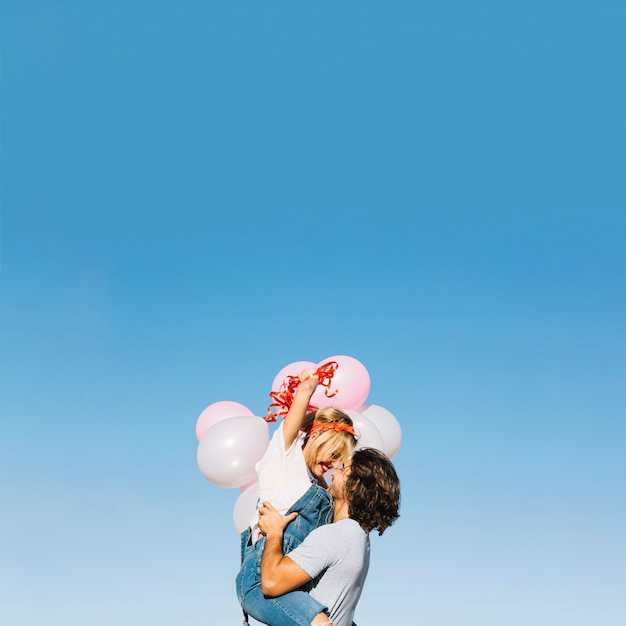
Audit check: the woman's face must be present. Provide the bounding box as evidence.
[306,443,342,478]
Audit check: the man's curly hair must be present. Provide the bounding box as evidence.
[346,447,400,535]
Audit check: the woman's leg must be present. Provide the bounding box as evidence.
[241,581,329,626]
[236,525,333,626]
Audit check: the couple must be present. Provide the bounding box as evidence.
[236,372,401,626]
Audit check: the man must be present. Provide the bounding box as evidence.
[257,447,401,626]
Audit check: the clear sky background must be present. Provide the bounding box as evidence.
[1,2,625,625]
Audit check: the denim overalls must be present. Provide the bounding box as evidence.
[236,473,333,626]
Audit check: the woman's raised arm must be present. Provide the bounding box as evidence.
[281,371,318,450]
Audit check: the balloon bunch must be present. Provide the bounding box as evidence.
[195,354,402,533]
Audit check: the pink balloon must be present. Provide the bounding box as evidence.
[310,355,371,410]
[357,404,402,459]
[233,481,260,534]
[345,410,385,452]
[195,400,254,441]
[197,415,269,489]
[271,361,317,393]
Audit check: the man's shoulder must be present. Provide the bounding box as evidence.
[335,517,366,533]
[310,518,367,542]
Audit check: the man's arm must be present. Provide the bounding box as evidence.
[258,502,313,596]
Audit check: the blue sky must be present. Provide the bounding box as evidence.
[1,1,625,625]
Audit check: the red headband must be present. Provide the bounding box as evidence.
[308,421,358,438]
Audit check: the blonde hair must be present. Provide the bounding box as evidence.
[302,407,357,468]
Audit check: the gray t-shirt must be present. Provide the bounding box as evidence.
[288,518,370,626]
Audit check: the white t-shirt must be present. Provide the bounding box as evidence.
[288,518,370,626]
[248,423,313,542]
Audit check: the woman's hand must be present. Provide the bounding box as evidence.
[296,369,319,395]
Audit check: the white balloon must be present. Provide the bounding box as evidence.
[345,410,385,453]
[357,404,402,459]
[197,416,269,488]
[233,481,260,534]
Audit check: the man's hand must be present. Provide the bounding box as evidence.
[259,502,312,597]
[258,501,297,538]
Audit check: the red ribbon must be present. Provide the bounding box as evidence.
[265,361,339,422]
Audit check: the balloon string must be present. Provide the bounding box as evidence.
[265,361,339,422]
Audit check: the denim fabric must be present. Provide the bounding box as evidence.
[236,482,333,625]
[236,533,327,626]
[281,481,333,554]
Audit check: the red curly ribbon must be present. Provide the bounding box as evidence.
[265,361,339,422]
